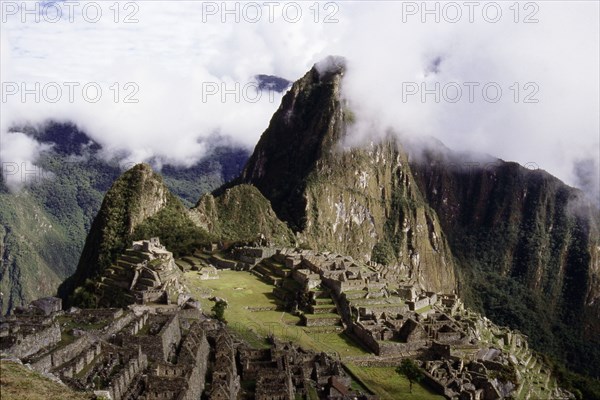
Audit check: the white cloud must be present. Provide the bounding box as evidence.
[0,1,598,199]
[0,131,51,191]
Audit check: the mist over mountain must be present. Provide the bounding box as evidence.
[1,2,598,398]
[0,121,249,313]
[235,61,599,386]
[0,54,598,398]
[2,2,597,198]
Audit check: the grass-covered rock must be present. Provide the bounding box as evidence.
[60,163,211,304]
[191,184,294,246]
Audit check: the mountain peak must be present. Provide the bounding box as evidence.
[238,55,348,230]
[314,55,347,79]
[58,163,175,301]
[233,59,457,294]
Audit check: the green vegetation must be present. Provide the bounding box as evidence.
[0,193,67,313]
[132,193,212,258]
[185,270,368,357]
[0,360,92,400]
[371,241,395,265]
[551,360,600,400]
[0,123,248,312]
[346,364,443,400]
[211,299,228,321]
[452,215,600,399]
[410,153,600,392]
[193,184,295,246]
[397,359,424,393]
[185,269,443,399]
[70,279,99,308]
[453,218,600,398]
[161,146,248,207]
[63,164,214,305]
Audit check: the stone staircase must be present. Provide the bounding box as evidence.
[301,289,342,327]
[251,257,292,285]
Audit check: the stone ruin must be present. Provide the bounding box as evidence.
[1,295,373,400]
[92,238,190,308]
[1,241,575,399]
[1,296,209,400]
[236,335,371,400]
[206,245,576,400]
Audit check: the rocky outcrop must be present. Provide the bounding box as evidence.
[236,57,456,293]
[59,164,204,303]
[190,184,294,247]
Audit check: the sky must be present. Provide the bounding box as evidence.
[1,1,599,200]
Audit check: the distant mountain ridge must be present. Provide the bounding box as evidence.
[255,74,292,93]
[0,121,250,313]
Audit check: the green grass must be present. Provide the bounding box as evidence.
[54,315,109,348]
[185,270,447,398]
[185,270,368,357]
[345,364,444,400]
[0,360,92,400]
[415,305,432,314]
[303,312,340,319]
[312,303,335,309]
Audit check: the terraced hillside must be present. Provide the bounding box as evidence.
[183,245,572,399]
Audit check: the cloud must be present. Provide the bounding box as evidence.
[1,1,598,198]
[0,131,51,191]
[336,2,599,194]
[573,158,600,206]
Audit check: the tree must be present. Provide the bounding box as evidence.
[211,300,228,321]
[397,358,423,393]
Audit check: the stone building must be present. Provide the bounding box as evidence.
[1,298,210,400]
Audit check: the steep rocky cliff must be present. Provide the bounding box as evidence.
[409,141,600,376]
[236,57,456,293]
[225,57,599,378]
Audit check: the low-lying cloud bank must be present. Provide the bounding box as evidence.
[1,1,598,203]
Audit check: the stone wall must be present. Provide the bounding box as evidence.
[101,310,136,339]
[210,331,240,400]
[140,290,166,304]
[51,335,92,369]
[350,323,380,354]
[124,312,149,336]
[4,322,61,359]
[302,315,341,327]
[59,341,102,379]
[179,323,210,400]
[108,347,148,400]
[158,313,181,362]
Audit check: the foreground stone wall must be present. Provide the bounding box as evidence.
[3,322,61,359]
[159,313,181,362]
[179,323,210,400]
[109,347,148,400]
